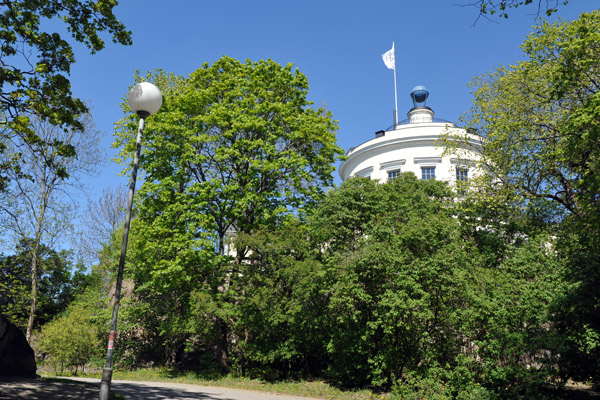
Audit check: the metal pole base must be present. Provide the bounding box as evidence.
[99,367,113,400]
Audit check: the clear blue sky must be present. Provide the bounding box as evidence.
[66,0,598,200]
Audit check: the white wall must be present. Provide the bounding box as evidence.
[339,121,482,184]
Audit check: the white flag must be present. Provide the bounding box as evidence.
[382,43,395,70]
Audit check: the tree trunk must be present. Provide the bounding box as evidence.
[25,191,48,343]
[25,259,37,342]
[216,319,228,372]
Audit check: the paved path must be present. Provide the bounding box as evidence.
[68,377,317,400]
[1,377,97,399]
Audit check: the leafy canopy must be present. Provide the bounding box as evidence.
[459,10,600,221]
[312,174,481,388]
[0,0,131,190]
[115,57,344,261]
[0,239,85,330]
[111,57,343,368]
[455,10,600,388]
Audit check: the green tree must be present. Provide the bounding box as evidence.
[0,239,85,331]
[37,300,102,375]
[312,175,481,388]
[113,57,343,369]
[455,10,600,387]
[0,0,131,191]
[308,174,564,395]
[459,11,599,220]
[463,233,565,397]
[36,268,111,374]
[0,247,28,326]
[115,58,342,257]
[552,221,600,387]
[222,220,328,379]
[0,113,103,342]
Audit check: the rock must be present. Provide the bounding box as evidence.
[0,315,36,377]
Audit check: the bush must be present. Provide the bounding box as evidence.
[37,306,101,375]
[391,370,495,400]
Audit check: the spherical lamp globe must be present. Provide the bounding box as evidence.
[127,82,162,117]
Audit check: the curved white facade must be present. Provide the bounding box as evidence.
[339,100,482,185]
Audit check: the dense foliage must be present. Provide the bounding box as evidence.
[461,11,600,220]
[21,10,600,396]
[37,299,102,375]
[0,239,86,330]
[312,176,479,388]
[83,172,565,398]
[455,10,600,388]
[111,56,344,370]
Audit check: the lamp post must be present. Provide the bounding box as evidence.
[99,82,162,400]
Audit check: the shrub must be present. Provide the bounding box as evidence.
[38,306,101,375]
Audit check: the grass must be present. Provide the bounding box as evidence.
[43,367,391,400]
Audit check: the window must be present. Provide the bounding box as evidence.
[456,168,468,195]
[354,167,373,179]
[380,160,406,181]
[421,167,436,180]
[387,169,401,181]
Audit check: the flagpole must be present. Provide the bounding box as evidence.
[393,41,398,127]
[382,42,398,127]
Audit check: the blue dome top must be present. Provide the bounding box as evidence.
[410,85,429,106]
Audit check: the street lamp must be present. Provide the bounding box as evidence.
[99,82,162,400]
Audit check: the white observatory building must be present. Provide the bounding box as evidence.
[339,86,482,185]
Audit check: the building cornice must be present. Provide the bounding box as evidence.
[339,127,481,180]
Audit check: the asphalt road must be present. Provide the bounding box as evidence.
[68,377,317,400]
